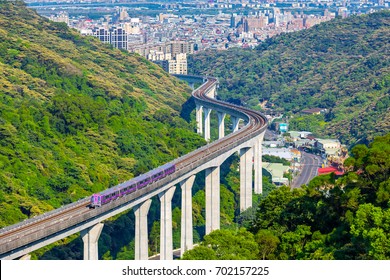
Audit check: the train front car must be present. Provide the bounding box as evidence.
[90,194,102,208]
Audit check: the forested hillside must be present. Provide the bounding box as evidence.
[189,11,390,145]
[0,0,205,230]
[183,133,390,260]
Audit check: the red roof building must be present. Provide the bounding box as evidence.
[318,167,344,176]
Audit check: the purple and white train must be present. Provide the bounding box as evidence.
[90,163,176,208]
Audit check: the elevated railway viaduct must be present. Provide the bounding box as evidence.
[0,75,268,260]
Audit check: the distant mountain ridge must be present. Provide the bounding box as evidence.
[0,0,205,227]
[189,11,390,145]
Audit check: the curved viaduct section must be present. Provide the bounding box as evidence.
[0,76,268,260]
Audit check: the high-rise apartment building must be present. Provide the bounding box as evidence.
[169,41,194,58]
[92,27,129,50]
[92,27,110,44]
[169,53,187,75]
[110,27,128,50]
[154,53,187,75]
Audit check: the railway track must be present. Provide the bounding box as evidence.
[0,76,267,258]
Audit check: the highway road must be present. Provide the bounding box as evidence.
[291,151,322,189]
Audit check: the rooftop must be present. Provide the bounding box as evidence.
[318,167,344,176]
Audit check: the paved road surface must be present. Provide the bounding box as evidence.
[291,151,322,189]
[149,248,182,260]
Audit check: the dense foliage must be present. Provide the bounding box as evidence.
[184,134,390,259]
[0,1,205,229]
[189,11,390,145]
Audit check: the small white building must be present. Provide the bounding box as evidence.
[262,148,293,161]
[315,139,341,156]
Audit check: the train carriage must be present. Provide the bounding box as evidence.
[90,163,175,208]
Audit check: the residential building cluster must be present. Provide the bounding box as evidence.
[44,3,360,74]
[261,129,347,186]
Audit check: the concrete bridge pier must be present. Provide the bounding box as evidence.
[204,107,212,142]
[232,116,241,132]
[205,166,220,234]
[180,175,195,256]
[254,133,265,194]
[240,147,253,212]
[81,222,104,260]
[217,111,226,139]
[134,199,152,260]
[159,186,176,260]
[196,104,203,135]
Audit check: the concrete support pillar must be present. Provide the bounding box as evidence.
[204,107,212,142]
[134,199,152,260]
[196,104,203,135]
[180,175,195,256]
[254,133,265,194]
[159,186,176,260]
[205,166,220,234]
[240,147,253,212]
[81,223,104,260]
[217,112,226,139]
[232,116,240,132]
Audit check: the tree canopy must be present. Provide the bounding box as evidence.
[184,134,390,259]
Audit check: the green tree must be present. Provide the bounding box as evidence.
[201,228,259,260]
[255,229,280,260]
[181,246,217,260]
[149,221,160,256]
[279,225,312,259]
[349,204,390,259]
[116,241,135,260]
